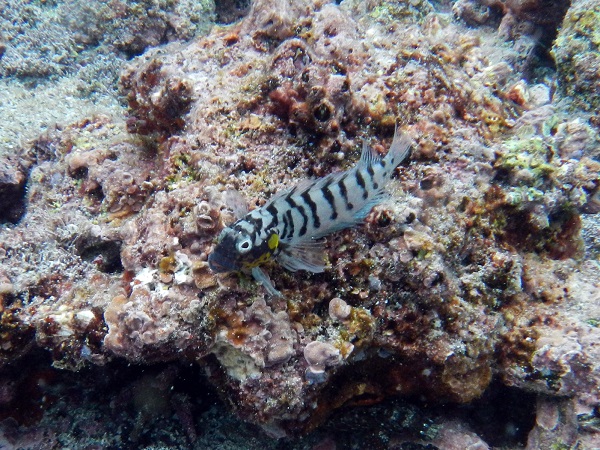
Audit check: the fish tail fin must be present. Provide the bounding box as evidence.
[382,125,411,175]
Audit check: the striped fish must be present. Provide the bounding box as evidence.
[208,128,412,296]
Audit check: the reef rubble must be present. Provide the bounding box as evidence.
[1,0,600,447]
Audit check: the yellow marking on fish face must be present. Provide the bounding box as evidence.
[268,234,279,250]
[242,251,272,269]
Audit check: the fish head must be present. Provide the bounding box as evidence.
[208,227,280,273]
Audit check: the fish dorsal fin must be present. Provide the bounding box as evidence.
[383,125,412,168]
[277,240,326,273]
[358,140,381,168]
[261,178,315,209]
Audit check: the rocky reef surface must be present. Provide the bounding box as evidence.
[1,0,600,447]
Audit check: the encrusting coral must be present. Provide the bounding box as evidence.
[0,0,599,445]
[552,0,600,112]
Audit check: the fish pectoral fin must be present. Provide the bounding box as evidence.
[277,241,326,273]
[251,266,282,297]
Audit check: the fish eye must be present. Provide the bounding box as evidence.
[236,237,252,253]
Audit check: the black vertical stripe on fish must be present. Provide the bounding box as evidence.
[355,170,368,200]
[285,209,295,239]
[266,204,279,228]
[301,191,320,229]
[248,216,263,233]
[321,182,338,220]
[281,210,290,240]
[297,205,309,236]
[338,174,353,210]
[285,195,309,237]
[365,164,378,191]
[367,164,375,178]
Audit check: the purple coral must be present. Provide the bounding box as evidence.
[328,297,352,321]
[303,341,342,375]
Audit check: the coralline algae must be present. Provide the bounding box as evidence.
[0,0,599,446]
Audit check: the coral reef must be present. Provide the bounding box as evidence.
[552,0,600,112]
[0,0,216,183]
[0,0,214,79]
[453,0,570,80]
[0,0,599,446]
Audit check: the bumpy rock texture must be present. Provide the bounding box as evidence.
[0,0,215,80]
[1,0,600,446]
[552,0,600,112]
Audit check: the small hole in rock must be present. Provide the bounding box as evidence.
[419,178,434,190]
[314,103,332,122]
[215,0,251,25]
[76,239,124,274]
[0,177,27,224]
[70,167,88,180]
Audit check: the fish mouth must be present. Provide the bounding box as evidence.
[208,252,239,273]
